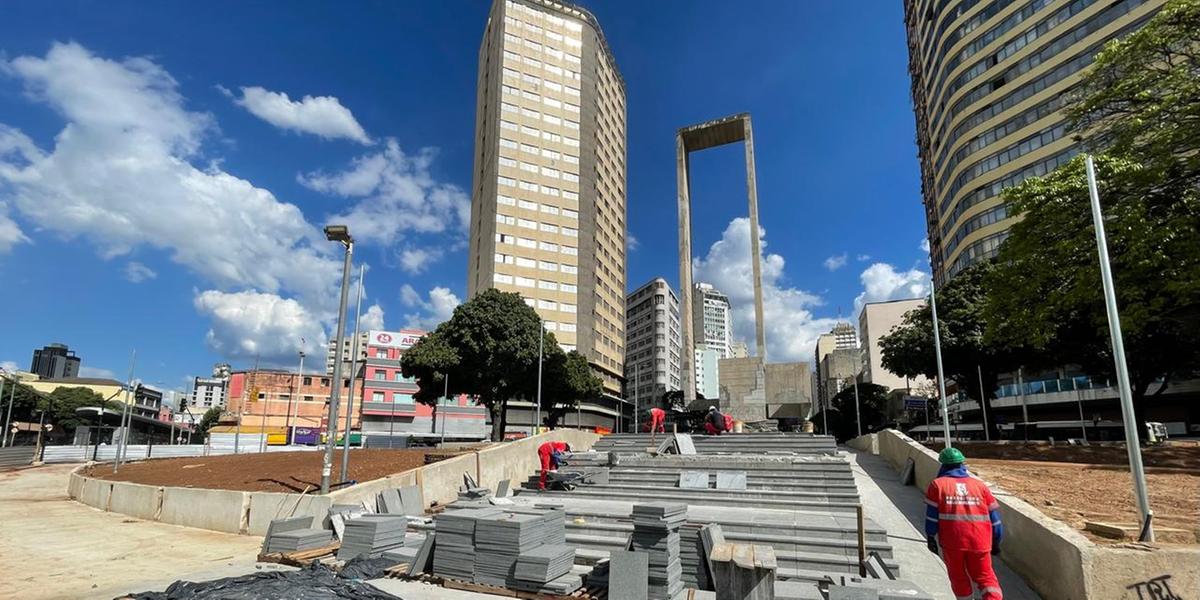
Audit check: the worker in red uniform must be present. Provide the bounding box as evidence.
[537,441,571,490]
[926,447,1004,600]
[648,407,666,433]
[703,406,727,435]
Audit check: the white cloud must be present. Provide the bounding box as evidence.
[853,263,930,317]
[194,290,326,361]
[692,218,841,364]
[856,254,871,262]
[229,86,371,144]
[358,303,385,331]
[919,238,931,253]
[0,360,18,373]
[79,366,117,379]
[399,284,461,331]
[0,43,347,363]
[124,261,157,283]
[627,234,639,252]
[823,253,848,271]
[299,139,470,249]
[398,246,442,274]
[0,201,28,253]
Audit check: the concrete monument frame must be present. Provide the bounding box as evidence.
[677,113,766,402]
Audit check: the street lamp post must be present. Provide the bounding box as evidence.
[290,350,305,444]
[340,264,365,481]
[321,224,354,495]
[852,375,862,438]
[1,372,15,448]
[1085,155,1154,541]
[534,321,544,438]
[929,279,953,447]
[977,364,990,442]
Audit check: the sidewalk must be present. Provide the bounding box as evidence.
[846,448,1041,600]
[0,463,289,600]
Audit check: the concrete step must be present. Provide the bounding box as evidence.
[559,521,892,559]
[606,467,855,482]
[528,481,861,503]
[521,487,862,514]
[607,474,857,493]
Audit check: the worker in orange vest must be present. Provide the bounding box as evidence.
[926,447,1004,600]
[648,407,666,433]
[536,441,571,490]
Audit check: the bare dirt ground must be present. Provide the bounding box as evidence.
[924,442,1200,544]
[85,448,472,492]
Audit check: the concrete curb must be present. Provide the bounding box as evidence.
[66,429,601,537]
[857,429,1200,599]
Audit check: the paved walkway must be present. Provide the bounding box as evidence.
[846,449,1041,600]
[0,464,289,600]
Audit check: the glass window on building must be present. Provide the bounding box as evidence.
[373,391,385,402]
[374,370,386,381]
[375,349,388,359]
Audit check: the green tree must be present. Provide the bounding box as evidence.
[194,407,222,439]
[984,154,1200,435]
[660,390,706,412]
[1067,0,1200,187]
[826,383,890,442]
[879,262,1019,440]
[39,387,105,434]
[540,350,602,429]
[401,288,561,441]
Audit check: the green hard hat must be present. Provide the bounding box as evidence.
[939,447,965,465]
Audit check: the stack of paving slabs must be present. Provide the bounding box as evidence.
[266,528,333,554]
[679,521,711,589]
[630,502,686,600]
[473,512,547,586]
[336,514,408,561]
[432,507,500,581]
[513,544,575,588]
[533,505,567,544]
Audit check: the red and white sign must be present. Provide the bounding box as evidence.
[368,329,425,350]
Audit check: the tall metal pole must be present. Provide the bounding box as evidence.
[441,374,449,445]
[1085,155,1153,541]
[321,239,354,495]
[340,265,365,481]
[1,374,11,448]
[114,351,136,473]
[1077,385,1088,442]
[634,362,640,434]
[534,321,543,437]
[290,351,305,444]
[929,280,953,447]
[1017,367,1028,440]
[977,364,990,442]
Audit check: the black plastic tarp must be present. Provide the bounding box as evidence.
[123,561,402,600]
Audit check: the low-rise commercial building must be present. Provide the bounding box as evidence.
[859,299,927,393]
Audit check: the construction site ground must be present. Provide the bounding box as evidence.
[925,442,1200,544]
[84,448,470,493]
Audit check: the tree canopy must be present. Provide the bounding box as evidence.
[540,350,602,429]
[195,407,222,438]
[401,288,601,440]
[824,382,890,442]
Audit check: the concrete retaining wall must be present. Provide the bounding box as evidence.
[107,482,163,522]
[247,492,334,535]
[872,429,1200,599]
[160,487,249,534]
[70,429,600,537]
[845,433,878,454]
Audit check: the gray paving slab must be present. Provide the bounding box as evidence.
[399,485,423,516]
[845,449,1041,600]
[716,471,748,490]
[609,550,649,600]
[679,471,710,489]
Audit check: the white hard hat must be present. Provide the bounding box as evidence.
[708,405,716,411]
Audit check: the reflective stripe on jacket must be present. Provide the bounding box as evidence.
[924,464,1003,551]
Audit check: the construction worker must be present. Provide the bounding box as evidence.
[648,407,666,433]
[703,406,727,436]
[925,447,1004,600]
[537,441,571,490]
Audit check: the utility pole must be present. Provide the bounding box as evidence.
[634,362,640,435]
[929,279,953,447]
[291,349,305,444]
[1085,155,1154,541]
[534,321,544,438]
[321,224,353,495]
[852,375,862,438]
[114,350,136,473]
[1,373,13,448]
[340,264,365,481]
[977,365,990,442]
[441,374,449,445]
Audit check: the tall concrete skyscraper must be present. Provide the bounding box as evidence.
[467,1,627,412]
[692,283,733,359]
[904,0,1165,282]
[624,278,681,406]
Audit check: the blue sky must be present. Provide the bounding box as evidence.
[0,1,931,396]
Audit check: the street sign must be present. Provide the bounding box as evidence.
[903,396,927,410]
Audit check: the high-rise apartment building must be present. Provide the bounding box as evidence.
[467,0,627,404]
[30,343,81,379]
[692,283,733,359]
[623,278,681,406]
[812,322,859,412]
[905,0,1165,282]
[188,363,231,412]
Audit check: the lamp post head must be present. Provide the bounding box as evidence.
[324,224,352,243]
